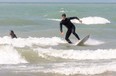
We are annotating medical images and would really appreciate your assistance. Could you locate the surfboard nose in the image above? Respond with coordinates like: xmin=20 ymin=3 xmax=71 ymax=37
xmin=76 ymin=35 xmax=90 ymax=46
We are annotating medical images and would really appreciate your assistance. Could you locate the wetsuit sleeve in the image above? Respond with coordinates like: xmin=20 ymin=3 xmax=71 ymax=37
xmin=60 ymin=21 xmax=63 ymax=32
xmin=69 ymin=17 xmax=80 ymax=20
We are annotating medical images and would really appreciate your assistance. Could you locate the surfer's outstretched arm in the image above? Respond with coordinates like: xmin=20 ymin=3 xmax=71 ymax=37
xmin=69 ymin=17 xmax=79 ymax=20
xmin=69 ymin=17 xmax=82 ymax=23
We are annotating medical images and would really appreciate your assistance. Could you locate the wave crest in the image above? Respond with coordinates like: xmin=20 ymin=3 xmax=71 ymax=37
xmin=48 ymin=16 xmax=110 ymax=25
xmin=0 ymin=36 xmax=65 ymax=48
xmin=0 ymin=46 xmax=27 ymax=64
xmin=34 ymin=48 xmax=116 ymax=60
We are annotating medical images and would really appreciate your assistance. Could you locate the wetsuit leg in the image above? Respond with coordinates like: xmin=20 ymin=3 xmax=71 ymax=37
xmin=65 ymin=29 xmax=72 ymax=44
xmin=72 ymin=27 xmax=80 ymax=40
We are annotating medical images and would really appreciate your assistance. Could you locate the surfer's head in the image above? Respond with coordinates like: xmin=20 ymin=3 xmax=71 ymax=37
xmin=62 ymin=13 xmax=66 ymax=20
xmin=10 ymin=30 xmax=14 ymax=34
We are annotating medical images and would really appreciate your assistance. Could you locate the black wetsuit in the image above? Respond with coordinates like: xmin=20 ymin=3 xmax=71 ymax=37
xmin=10 ymin=32 xmax=17 ymax=39
xmin=60 ymin=17 xmax=80 ymax=44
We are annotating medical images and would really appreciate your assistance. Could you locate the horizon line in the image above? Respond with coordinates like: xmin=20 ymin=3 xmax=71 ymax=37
xmin=0 ymin=2 xmax=116 ymax=4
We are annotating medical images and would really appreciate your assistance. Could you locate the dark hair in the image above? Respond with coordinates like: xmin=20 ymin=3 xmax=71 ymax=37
xmin=62 ymin=13 xmax=66 ymax=17
xmin=10 ymin=30 xmax=14 ymax=33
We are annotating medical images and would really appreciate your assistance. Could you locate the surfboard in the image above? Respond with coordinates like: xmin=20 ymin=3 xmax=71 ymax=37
xmin=75 ymin=35 xmax=90 ymax=46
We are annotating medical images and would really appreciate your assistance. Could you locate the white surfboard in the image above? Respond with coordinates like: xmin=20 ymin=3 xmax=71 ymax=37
xmin=75 ymin=35 xmax=90 ymax=46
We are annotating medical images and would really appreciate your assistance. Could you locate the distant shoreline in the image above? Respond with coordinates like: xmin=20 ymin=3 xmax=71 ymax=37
xmin=0 ymin=2 xmax=116 ymax=4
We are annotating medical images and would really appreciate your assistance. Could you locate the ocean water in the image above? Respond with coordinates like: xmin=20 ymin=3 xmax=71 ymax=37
xmin=0 ymin=3 xmax=116 ymax=76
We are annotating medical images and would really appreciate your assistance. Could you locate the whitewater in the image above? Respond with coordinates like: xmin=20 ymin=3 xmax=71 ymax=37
xmin=48 ymin=16 xmax=110 ymax=25
xmin=0 ymin=41 xmax=116 ymax=75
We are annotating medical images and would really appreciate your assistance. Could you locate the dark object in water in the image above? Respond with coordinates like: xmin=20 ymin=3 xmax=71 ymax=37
xmin=10 ymin=30 xmax=17 ymax=39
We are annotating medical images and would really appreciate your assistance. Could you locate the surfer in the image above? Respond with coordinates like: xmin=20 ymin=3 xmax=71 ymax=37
xmin=60 ymin=13 xmax=82 ymax=44
xmin=10 ymin=30 xmax=17 ymax=39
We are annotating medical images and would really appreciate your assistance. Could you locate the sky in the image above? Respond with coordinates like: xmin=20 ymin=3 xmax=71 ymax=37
xmin=0 ymin=0 xmax=116 ymax=3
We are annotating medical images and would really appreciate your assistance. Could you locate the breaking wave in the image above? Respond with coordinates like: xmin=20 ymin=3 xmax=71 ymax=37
xmin=48 ymin=16 xmax=110 ymax=25
xmin=0 ymin=36 xmax=103 ymax=48
xmin=0 ymin=36 xmax=65 ymax=48
xmin=0 ymin=46 xmax=27 ymax=64
xmin=34 ymin=48 xmax=116 ymax=60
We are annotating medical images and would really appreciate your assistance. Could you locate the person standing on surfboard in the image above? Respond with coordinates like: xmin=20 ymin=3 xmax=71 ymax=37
xmin=60 ymin=13 xmax=82 ymax=44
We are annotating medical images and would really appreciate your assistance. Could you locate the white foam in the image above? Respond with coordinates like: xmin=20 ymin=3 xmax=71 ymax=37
xmin=48 ymin=16 xmax=110 ymax=25
xmin=0 ymin=46 xmax=27 ymax=64
xmin=40 ymin=62 xmax=116 ymax=75
xmin=34 ymin=48 xmax=116 ymax=60
xmin=0 ymin=36 xmax=104 ymax=48
xmin=2 ymin=61 xmax=116 ymax=75
xmin=0 ymin=36 xmax=65 ymax=48
xmin=78 ymin=16 xmax=111 ymax=25
xmin=13 ymin=62 xmax=116 ymax=75
xmin=85 ymin=38 xmax=104 ymax=45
